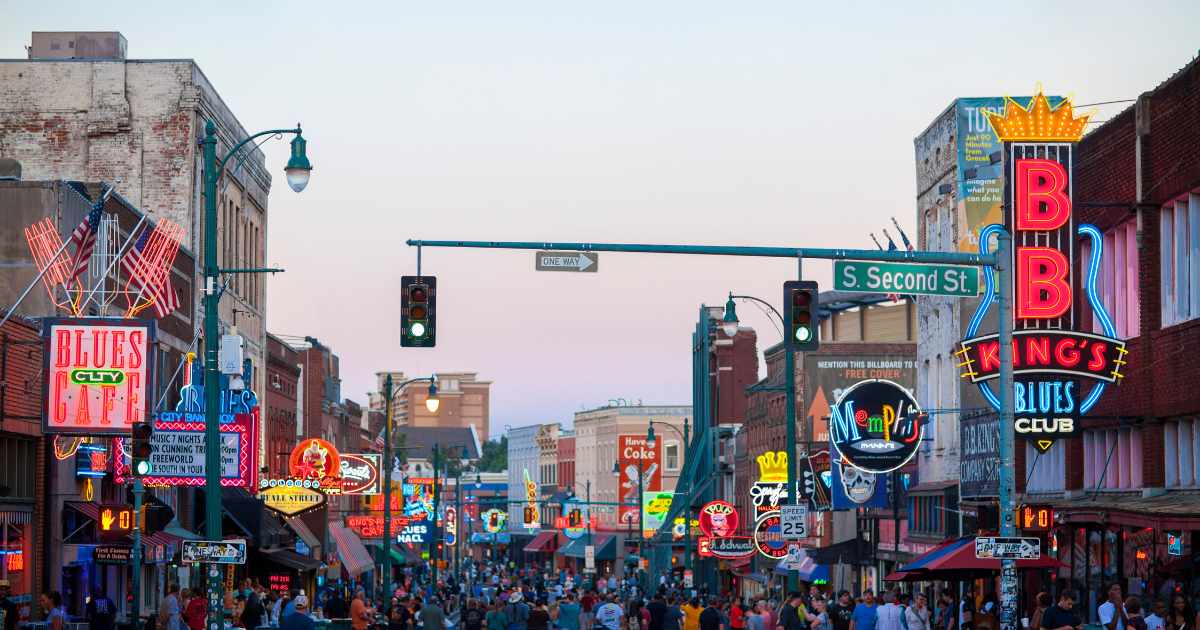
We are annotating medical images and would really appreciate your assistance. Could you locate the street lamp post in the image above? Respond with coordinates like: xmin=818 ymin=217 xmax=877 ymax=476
xmin=381 ymin=375 xmax=440 ymax=598
xmin=647 ymin=418 xmax=688 ymax=583
xmin=722 ymin=292 xmax=800 ymax=592
xmin=201 ymin=121 xmax=310 ymax=630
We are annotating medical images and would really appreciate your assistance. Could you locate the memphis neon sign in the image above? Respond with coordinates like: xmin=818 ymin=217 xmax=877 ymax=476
xmin=957 ymin=90 xmax=1127 ymax=454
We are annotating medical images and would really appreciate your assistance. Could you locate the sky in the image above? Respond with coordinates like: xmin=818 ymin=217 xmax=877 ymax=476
xmin=3 ymin=2 xmax=1198 ymax=434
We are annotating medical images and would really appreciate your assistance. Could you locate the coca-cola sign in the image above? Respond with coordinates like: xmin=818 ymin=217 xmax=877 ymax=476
xmin=339 ymin=453 xmax=381 ymax=495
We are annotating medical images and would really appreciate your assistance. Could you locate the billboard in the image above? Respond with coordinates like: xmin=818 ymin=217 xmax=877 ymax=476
xmin=804 ymin=355 xmax=917 ymax=446
xmin=959 ymin=412 xmax=1000 ymax=498
xmin=43 ymin=318 xmax=155 ymax=434
xmin=617 ymin=435 xmax=662 ymax=526
xmin=113 ymin=410 xmax=258 ymax=487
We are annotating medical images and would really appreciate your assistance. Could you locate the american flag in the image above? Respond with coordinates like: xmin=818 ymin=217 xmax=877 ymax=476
xmin=121 ymin=228 xmax=180 ymax=318
xmin=66 ymin=199 xmax=104 ymax=284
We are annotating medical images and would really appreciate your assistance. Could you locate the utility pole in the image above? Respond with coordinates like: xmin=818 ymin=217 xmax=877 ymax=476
xmin=996 ymin=230 xmax=1017 ymax=630
xmin=430 ymin=443 xmax=441 ymax=586
xmin=382 ymin=374 xmax=394 ymax=596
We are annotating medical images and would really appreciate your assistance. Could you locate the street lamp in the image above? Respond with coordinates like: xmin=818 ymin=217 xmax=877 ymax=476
xmin=380 ymin=374 xmax=439 ymax=598
xmin=200 ymin=121 xmax=311 ymax=630
xmin=646 ymin=425 xmax=657 ymax=450
xmin=721 ymin=294 xmax=740 ymax=338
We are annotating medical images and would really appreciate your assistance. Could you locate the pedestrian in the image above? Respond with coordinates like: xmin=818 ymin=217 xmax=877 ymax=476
xmin=466 ymin=600 xmax=488 ymax=630
xmin=647 ymin=594 xmax=669 ymax=630
xmin=959 ymin=591 xmax=973 ymax=630
xmin=41 ymin=592 xmax=66 ymax=630
xmin=87 ymin=588 xmax=118 ymax=630
xmin=1030 ymin=593 xmax=1051 ymax=630
xmin=529 ymin=599 xmax=551 ymax=630
xmin=488 ymin=600 xmax=511 ymax=630
xmin=594 ymin=596 xmax=624 ymax=630
xmin=1165 ymin=595 xmax=1193 ymax=630
xmin=509 ymin=591 xmax=532 ymax=630
xmin=876 ymin=593 xmax=903 ymax=630
xmin=664 ymin=598 xmax=684 ymax=630
xmin=701 ymin=600 xmax=723 ymax=630
xmin=905 ymin=595 xmax=930 ymax=630
xmin=830 ymin=592 xmax=854 ymax=630
xmin=1039 ymin=591 xmax=1081 ymax=630
xmin=731 ymin=601 xmax=747 ymax=630
xmin=849 ymin=592 xmax=877 ymax=630
xmin=418 ymin=597 xmax=447 ymax=630
xmin=809 ymin=599 xmax=831 ymax=630
xmin=780 ymin=593 xmax=808 ymax=630
xmin=184 ymin=588 xmax=208 ymax=630
xmin=351 ymin=590 xmax=374 ymax=630
xmin=1144 ymin=601 xmax=1166 ymax=630
xmin=684 ymin=599 xmax=704 ymax=630
xmin=280 ymin=596 xmax=315 ymax=630
xmin=243 ymin=590 xmax=267 ymax=629
xmin=1127 ymin=598 xmax=1148 ymax=630
xmin=559 ymin=593 xmax=583 ymax=630
xmin=159 ymin=584 xmax=184 ymax=630
xmin=1100 ymin=584 xmax=1129 ymax=630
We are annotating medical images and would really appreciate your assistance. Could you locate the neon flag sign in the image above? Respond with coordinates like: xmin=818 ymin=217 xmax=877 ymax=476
xmin=957 ymin=89 xmax=1128 ymax=454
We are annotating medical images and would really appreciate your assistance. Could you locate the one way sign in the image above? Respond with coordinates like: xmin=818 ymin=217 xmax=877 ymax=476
xmin=974 ymin=536 xmax=1040 ymax=560
xmin=535 ymin=251 xmax=598 ymax=273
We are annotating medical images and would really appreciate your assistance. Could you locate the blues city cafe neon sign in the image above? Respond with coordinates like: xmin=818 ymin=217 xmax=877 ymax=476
xmin=956 ymin=90 xmax=1128 ymax=454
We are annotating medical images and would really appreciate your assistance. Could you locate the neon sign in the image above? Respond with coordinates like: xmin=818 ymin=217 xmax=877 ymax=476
xmin=43 ymin=318 xmax=154 ymax=434
xmin=698 ymin=500 xmax=738 ymax=538
xmin=751 ymin=452 xmax=792 ymax=517
xmin=522 ymin=469 xmax=539 ymax=529
xmin=959 ymin=89 xmax=1126 ymax=454
xmin=829 ymin=380 xmax=924 ymax=473
xmin=289 ymin=438 xmax=341 ymax=491
xmin=113 ymin=411 xmax=257 ymax=487
xmin=1019 ymin=504 xmax=1054 ymax=531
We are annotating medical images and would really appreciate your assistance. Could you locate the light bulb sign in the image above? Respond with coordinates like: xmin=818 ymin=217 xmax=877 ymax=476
xmin=42 ymin=318 xmax=154 ymax=435
xmin=829 ymin=379 xmax=924 ymax=474
xmin=522 ymin=469 xmax=539 ymax=530
xmin=957 ymin=91 xmax=1128 ymax=454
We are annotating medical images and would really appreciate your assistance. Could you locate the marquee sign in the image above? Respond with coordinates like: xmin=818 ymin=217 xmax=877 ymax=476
xmin=958 ymin=90 xmax=1127 ymax=454
xmin=698 ymin=500 xmax=738 ymax=538
xmin=339 ymin=453 xmax=381 ymax=495
xmin=258 ymin=480 xmax=327 ymax=517
xmin=829 ymin=379 xmax=924 ymax=473
xmin=113 ymin=410 xmax=258 ymax=487
xmin=42 ymin=318 xmax=155 ymax=434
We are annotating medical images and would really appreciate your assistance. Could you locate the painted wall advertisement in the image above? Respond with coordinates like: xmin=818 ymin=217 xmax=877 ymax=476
xmin=959 ymin=412 xmax=1000 ymax=498
xmin=617 ymin=435 xmax=662 ymax=526
xmin=804 ymin=355 xmax=917 ymax=446
xmin=42 ymin=318 xmax=155 ymax=434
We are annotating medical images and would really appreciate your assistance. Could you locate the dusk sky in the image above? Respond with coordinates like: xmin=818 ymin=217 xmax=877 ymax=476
xmin=5 ymin=2 xmax=1198 ymax=434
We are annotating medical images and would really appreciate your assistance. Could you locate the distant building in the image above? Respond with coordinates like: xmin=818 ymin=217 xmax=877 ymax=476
xmin=505 ymin=425 xmax=543 ymax=534
xmin=265 ymin=333 xmax=302 ymax=478
xmin=557 ymin=433 xmax=576 ymax=494
xmin=373 ymin=371 xmax=492 ymax=440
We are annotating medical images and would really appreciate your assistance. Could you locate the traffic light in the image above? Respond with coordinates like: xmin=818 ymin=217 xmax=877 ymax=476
xmin=401 ymin=276 xmax=437 ymax=347
xmin=131 ymin=422 xmax=154 ymax=476
xmin=784 ymin=280 xmax=820 ymax=351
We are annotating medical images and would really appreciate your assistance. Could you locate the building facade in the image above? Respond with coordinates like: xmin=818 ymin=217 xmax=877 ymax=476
xmin=264 ymin=333 xmax=302 ymax=478
xmin=374 ymin=371 xmax=492 ymax=440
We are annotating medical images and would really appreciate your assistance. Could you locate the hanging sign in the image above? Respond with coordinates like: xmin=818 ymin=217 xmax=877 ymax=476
xmin=42 ymin=318 xmax=155 ymax=435
xmin=97 ymin=504 xmax=135 ymax=543
xmin=75 ymin=442 xmax=108 ymax=478
xmin=698 ymin=500 xmax=738 ymax=538
xmin=706 ymin=536 xmax=755 ymax=559
xmin=522 ymin=469 xmax=539 ymax=529
xmin=182 ymin=539 xmax=248 ymax=564
xmin=289 ymin=438 xmax=342 ymax=491
xmin=753 ymin=513 xmax=788 ymax=559
xmin=616 ymin=435 xmax=662 ymax=526
xmin=829 ymin=379 xmax=924 ymax=473
xmin=483 ymin=509 xmax=508 ymax=534
xmin=339 ymin=453 xmax=381 ymax=495
xmin=958 ymin=90 xmax=1126 ymax=455
xmin=444 ymin=506 xmax=457 ymax=546
xmin=113 ymin=410 xmax=258 ymax=487
xmin=641 ymin=491 xmax=673 ymax=538
xmin=258 ymin=480 xmax=328 ymax=517
xmin=1166 ymin=532 xmax=1182 ymax=556
xmin=560 ymin=499 xmax=590 ymax=540
xmin=751 ymin=451 xmax=792 ymax=517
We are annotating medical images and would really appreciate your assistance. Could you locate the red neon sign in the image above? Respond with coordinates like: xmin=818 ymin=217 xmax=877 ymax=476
xmin=958 ymin=330 xmax=1126 ymax=384
xmin=1012 ymin=158 xmax=1073 ymax=321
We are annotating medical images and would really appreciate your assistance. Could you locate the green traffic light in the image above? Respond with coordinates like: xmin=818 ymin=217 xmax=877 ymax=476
xmin=410 ymin=322 xmax=427 ymax=338
xmin=135 ymin=460 xmax=152 ymax=476
xmin=795 ymin=327 xmax=812 ymax=342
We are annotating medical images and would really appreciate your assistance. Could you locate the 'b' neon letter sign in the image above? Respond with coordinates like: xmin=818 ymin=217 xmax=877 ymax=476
xmin=1014 ymin=159 xmax=1072 ymax=320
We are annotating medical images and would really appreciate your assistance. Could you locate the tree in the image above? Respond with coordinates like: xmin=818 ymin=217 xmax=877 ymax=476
xmin=476 ymin=436 xmax=507 ymax=473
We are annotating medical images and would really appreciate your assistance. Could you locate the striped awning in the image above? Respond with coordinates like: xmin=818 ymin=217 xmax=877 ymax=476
xmin=329 ymin=523 xmax=374 ymax=578
xmin=0 ymin=509 xmax=32 ymax=525
xmin=285 ymin=517 xmax=321 ymax=553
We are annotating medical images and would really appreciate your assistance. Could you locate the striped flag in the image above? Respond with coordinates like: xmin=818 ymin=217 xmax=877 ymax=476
xmin=66 ymin=200 xmax=104 ymax=284
xmin=891 ymin=217 xmax=915 ymax=252
xmin=121 ymin=228 xmax=180 ymax=318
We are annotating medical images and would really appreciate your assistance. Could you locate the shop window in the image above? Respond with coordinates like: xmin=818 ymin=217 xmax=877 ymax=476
xmin=906 ymin=495 xmax=943 ymax=535
xmin=1025 ymin=440 xmax=1065 ymax=493
xmin=1083 ymin=428 xmax=1143 ymax=490
xmin=1080 ymin=218 xmax=1139 ymax=338
xmin=1160 ymin=192 xmax=1200 ymax=327
xmin=664 ymin=443 xmax=680 ymax=471
xmin=0 ymin=437 xmax=37 ymax=500
xmin=1164 ymin=419 xmax=1200 ymax=488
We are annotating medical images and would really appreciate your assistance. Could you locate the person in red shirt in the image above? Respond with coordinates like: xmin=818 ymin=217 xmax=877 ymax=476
xmin=581 ymin=592 xmax=598 ymax=630
xmin=732 ymin=602 xmax=747 ymax=630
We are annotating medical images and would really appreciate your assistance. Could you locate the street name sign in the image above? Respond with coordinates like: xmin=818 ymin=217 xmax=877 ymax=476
xmin=535 ymin=251 xmax=598 ymax=273
xmin=975 ymin=536 xmax=1040 ymax=560
xmin=779 ymin=505 xmax=809 ymax=540
xmin=182 ymin=539 xmax=247 ymax=564
xmin=834 ymin=260 xmax=979 ymax=297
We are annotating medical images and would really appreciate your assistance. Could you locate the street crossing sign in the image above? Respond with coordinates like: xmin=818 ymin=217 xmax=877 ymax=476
xmin=535 ymin=251 xmax=598 ymax=273
xmin=182 ymin=539 xmax=248 ymax=564
xmin=974 ymin=536 xmax=1040 ymax=560
xmin=779 ymin=505 xmax=809 ymax=540
xmin=833 ymin=260 xmax=979 ymax=297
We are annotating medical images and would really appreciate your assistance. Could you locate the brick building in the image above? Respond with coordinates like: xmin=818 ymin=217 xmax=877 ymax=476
xmin=373 ymin=371 xmax=492 ymax=440
xmin=557 ymin=433 xmax=576 ymax=494
xmin=0 ymin=32 xmax=273 ymax=397
xmin=0 ymin=316 xmax=45 ymax=605
xmin=264 ymin=333 xmax=302 ymax=478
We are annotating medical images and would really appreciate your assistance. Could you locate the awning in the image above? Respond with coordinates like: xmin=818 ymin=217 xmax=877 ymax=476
xmin=773 ymin=560 xmax=829 ymax=583
xmin=370 ymin=543 xmax=424 ymax=565
xmin=65 ymin=501 xmax=100 ymax=521
xmin=523 ymin=530 xmax=559 ymax=553
xmin=809 ymin=538 xmax=871 ymax=566
xmin=260 ymin=547 xmax=322 ymax=572
xmin=884 ymin=571 xmax=913 ymax=582
xmin=0 ymin=507 xmax=32 ymax=524
xmin=163 ymin=519 xmax=202 ymax=541
xmin=285 ymin=517 xmax=321 ymax=552
xmin=743 ymin=572 xmax=769 ymax=584
xmin=898 ymin=537 xmax=1065 ymax=578
xmin=558 ymin=533 xmax=616 ymax=559
xmin=329 ymin=523 xmax=374 ymax=578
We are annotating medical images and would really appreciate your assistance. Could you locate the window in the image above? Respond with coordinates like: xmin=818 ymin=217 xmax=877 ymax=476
xmin=1025 ymin=440 xmax=1066 ymax=493
xmin=1082 ymin=428 xmax=1142 ymax=490
xmin=1164 ymin=419 xmax=1200 ymax=488
xmin=906 ymin=495 xmax=943 ymax=535
xmin=1080 ymin=218 xmax=1140 ymax=338
xmin=1161 ymin=192 xmax=1200 ymax=327
xmin=665 ymin=443 xmax=680 ymax=470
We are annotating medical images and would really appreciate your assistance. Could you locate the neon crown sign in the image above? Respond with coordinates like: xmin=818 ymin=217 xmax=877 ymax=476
xmin=956 ymin=87 xmax=1127 ymax=454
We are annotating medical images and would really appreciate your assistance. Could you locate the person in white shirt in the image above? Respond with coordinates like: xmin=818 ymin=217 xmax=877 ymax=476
xmin=877 ymin=592 xmax=904 ymax=630
xmin=1143 ymin=600 xmax=1166 ymax=630
xmin=1098 ymin=584 xmax=1127 ymax=630
xmin=906 ymin=594 xmax=931 ymax=630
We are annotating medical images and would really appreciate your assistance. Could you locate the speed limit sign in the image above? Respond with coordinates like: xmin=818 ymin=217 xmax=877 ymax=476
xmin=780 ymin=505 xmax=809 ymax=540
